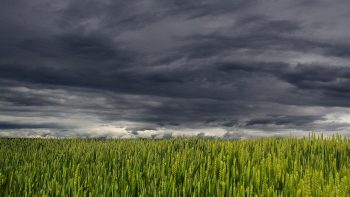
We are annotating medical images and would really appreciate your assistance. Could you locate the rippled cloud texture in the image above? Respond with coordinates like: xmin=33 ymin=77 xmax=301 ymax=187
xmin=2 ymin=0 xmax=350 ymax=138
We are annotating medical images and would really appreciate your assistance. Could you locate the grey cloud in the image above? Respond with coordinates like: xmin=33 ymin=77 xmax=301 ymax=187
xmin=1 ymin=0 xmax=350 ymax=137
xmin=245 ymin=115 xmax=325 ymax=129
xmin=0 ymin=122 xmax=64 ymax=130
xmin=222 ymin=132 xmax=242 ymax=140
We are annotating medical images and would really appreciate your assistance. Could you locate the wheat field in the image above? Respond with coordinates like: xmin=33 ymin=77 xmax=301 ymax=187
xmin=1 ymin=134 xmax=350 ymax=196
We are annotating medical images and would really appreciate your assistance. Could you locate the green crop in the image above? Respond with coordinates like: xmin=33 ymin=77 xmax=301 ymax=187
xmin=1 ymin=134 xmax=350 ymax=196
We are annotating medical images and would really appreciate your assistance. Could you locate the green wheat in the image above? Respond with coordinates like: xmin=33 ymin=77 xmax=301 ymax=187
xmin=0 ymin=134 xmax=350 ymax=196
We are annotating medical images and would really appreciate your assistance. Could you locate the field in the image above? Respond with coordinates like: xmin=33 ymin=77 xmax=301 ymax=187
xmin=1 ymin=134 xmax=350 ymax=196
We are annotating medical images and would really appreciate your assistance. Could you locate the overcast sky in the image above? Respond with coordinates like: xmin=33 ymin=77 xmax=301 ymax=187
xmin=1 ymin=0 xmax=350 ymax=138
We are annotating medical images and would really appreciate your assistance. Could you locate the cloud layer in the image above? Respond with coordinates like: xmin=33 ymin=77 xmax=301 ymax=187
xmin=1 ymin=0 xmax=350 ymax=138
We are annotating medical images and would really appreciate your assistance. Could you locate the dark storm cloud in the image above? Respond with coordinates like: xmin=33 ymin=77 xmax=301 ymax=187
xmin=1 ymin=0 xmax=350 ymax=137
xmin=217 ymin=62 xmax=350 ymax=105
xmin=0 ymin=121 xmax=63 ymax=130
xmin=245 ymin=115 xmax=325 ymax=130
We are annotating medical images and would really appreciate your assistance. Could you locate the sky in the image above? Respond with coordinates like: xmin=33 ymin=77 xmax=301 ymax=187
xmin=1 ymin=0 xmax=350 ymax=138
